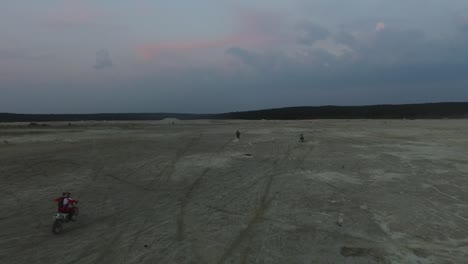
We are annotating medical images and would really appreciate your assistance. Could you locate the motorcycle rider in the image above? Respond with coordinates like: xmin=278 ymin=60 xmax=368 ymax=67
xmin=299 ymin=133 xmax=304 ymax=142
xmin=236 ymin=130 xmax=241 ymax=139
xmin=54 ymin=192 xmax=77 ymax=221
xmin=54 ymin=192 xmax=67 ymax=211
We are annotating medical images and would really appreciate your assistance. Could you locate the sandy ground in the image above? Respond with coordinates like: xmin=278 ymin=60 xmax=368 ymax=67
xmin=1 ymin=120 xmax=468 ymax=264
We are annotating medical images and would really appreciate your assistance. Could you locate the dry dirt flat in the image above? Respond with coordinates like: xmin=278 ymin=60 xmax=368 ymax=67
xmin=1 ymin=120 xmax=468 ymax=264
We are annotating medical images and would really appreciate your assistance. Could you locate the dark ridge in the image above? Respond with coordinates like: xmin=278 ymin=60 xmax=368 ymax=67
xmin=1 ymin=102 xmax=467 ymax=122
xmin=218 ymin=102 xmax=468 ymax=120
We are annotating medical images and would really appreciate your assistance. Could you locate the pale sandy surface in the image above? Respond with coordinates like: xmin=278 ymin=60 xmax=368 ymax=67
xmin=1 ymin=120 xmax=468 ymax=264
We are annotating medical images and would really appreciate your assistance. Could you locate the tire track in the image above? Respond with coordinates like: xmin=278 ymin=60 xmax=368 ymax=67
xmin=216 ymin=143 xmax=297 ymax=263
xmin=101 ymin=134 xmax=202 ymax=192
xmin=103 ymin=158 xmax=163 ymax=193
xmin=176 ymin=139 xmax=233 ymax=241
xmin=163 ymin=134 xmax=202 ymax=182
xmin=216 ymin=141 xmax=315 ymax=263
xmin=107 ymin=134 xmax=204 ymax=263
xmin=67 ymin=142 xmax=161 ymax=264
xmin=83 ymin=135 xmax=203 ymax=264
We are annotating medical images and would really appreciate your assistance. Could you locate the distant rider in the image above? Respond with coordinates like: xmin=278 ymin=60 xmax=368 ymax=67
xmin=54 ymin=192 xmax=77 ymax=220
xmin=236 ymin=130 xmax=240 ymax=139
xmin=299 ymin=133 xmax=304 ymax=142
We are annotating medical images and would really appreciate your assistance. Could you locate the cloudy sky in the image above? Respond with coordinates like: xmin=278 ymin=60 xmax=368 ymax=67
xmin=1 ymin=0 xmax=468 ymax=113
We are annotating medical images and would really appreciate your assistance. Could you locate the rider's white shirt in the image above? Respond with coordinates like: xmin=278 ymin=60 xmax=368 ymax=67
xmin=63 ymin=197 xmax=72 ymax=207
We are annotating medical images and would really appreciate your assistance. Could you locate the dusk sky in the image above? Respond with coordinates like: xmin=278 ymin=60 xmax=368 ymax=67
xmin=1 ymin=0 xmax=468 ymax=113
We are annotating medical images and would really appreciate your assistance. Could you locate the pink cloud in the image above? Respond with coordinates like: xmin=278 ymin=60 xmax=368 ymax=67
xmin=136 ymin=9 xmax=285 ymax=62
xmin=376 ymin=22 xmax=386 ymax=32
xmin=136 ymin=33 xmax=267 ymax=62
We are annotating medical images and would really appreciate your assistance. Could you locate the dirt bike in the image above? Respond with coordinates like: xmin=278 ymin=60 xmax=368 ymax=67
xmin=52 ymin=205 xmax=79 ymax=234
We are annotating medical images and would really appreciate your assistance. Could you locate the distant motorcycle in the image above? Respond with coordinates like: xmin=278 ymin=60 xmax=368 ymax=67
xmin=52 ymin=204 xmax=79 ymax=234
xmin=299 ymin=133 xmax=305 ymax=143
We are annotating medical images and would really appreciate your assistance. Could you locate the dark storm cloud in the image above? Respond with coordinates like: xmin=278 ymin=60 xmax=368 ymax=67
xmin=296 ymin=22 xmax=330 ymax=45
xmin=226 ymin=24 xmax=468 ymax=90
xmin=358 ymin=29 xmax=429 ymax=65
xmin=333 ymin=31 xmax=357 ymax=48
xmin=225 ymin=47 xmax=284 ymax=71
xmin=226 ymin=47 xmax=258 ymax=66
xmin=94 ymin=49 xmax=112 ymax=69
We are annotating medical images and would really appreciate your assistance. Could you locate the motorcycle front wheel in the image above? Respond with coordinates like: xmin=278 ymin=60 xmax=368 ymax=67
xmin=52 ymin=219 xmax=63 ymax=234
xmin=71 ymin=207 xmax=79 ymax=222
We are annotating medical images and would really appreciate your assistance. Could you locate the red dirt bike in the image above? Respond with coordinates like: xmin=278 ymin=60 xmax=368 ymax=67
xmin=52 ymin=204 xmax=79 ymax=234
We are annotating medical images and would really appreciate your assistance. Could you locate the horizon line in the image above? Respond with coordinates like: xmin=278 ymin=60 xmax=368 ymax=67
xmin=1 ymin=101 xmax=467 ymax=116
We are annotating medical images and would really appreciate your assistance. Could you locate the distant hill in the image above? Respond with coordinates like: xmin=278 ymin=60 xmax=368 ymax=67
xmin=219 ymin=102 xmax=468 ymax=120
xmin=1 ymin=102 xmax=467 ymax=122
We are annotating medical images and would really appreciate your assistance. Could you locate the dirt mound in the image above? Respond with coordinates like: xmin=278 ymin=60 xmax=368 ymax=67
xmin=161 ymin=118 xmax=180 ymax=124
